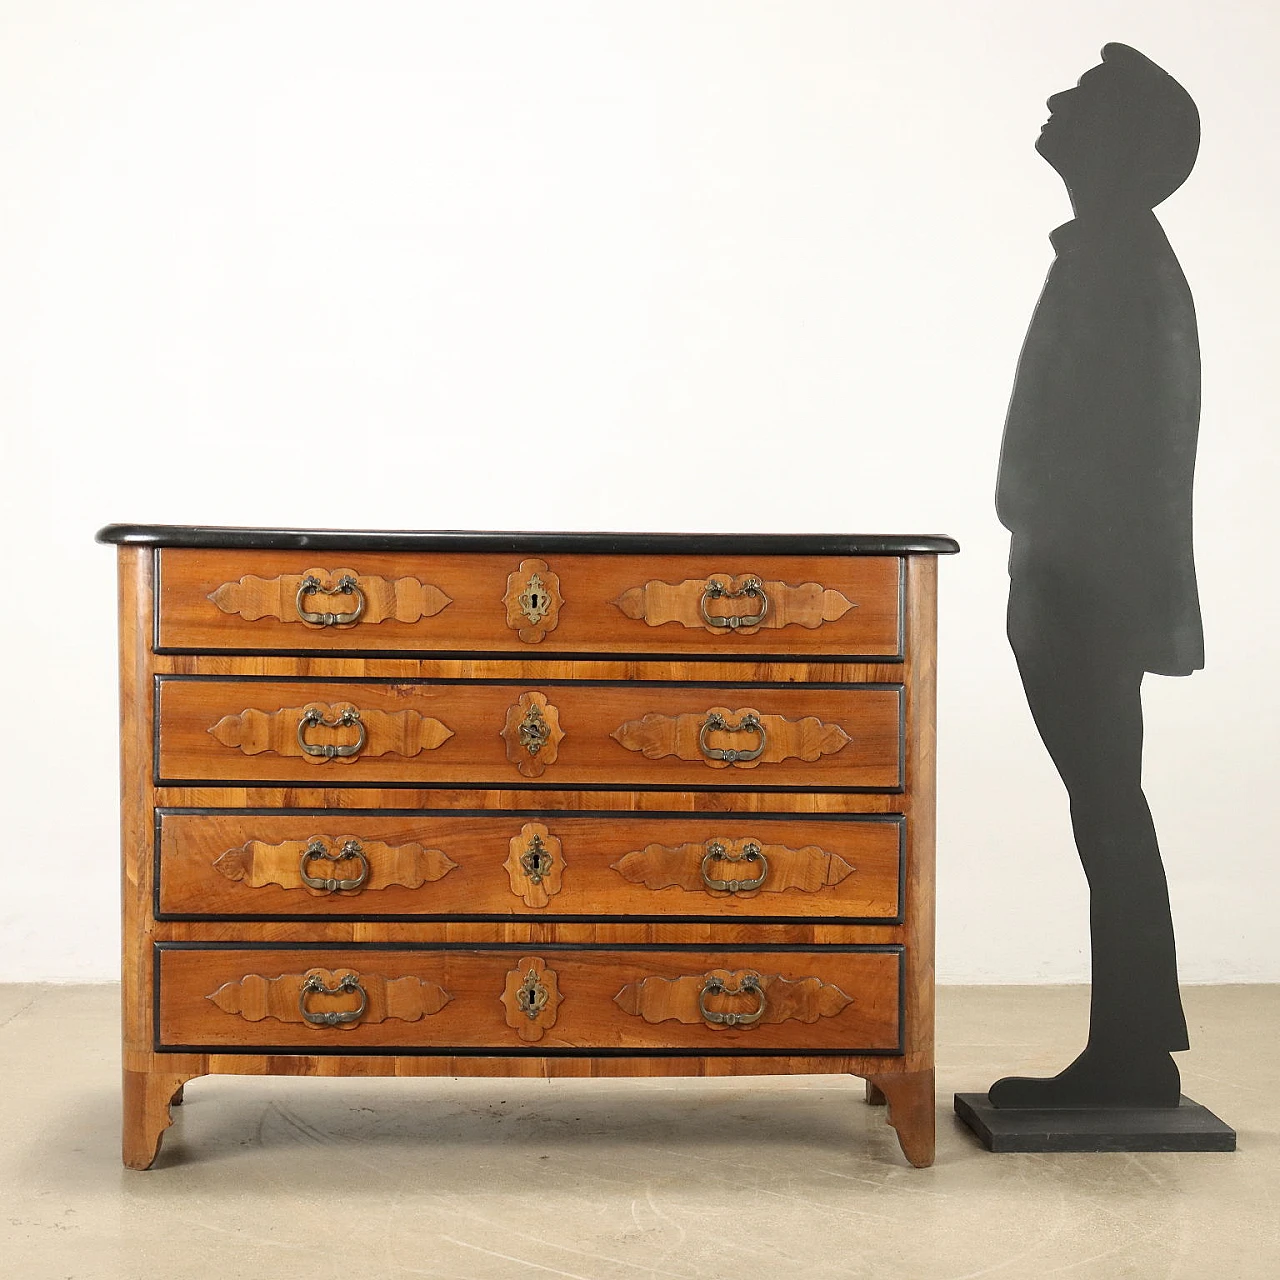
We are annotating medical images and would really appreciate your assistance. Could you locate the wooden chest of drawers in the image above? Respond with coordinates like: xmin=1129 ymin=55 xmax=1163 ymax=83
xmin=98 ymin=525 xmax=957 ymax=1169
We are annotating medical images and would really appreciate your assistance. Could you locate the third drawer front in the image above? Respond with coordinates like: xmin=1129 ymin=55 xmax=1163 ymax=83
xmin=157 ymin=811 xmax=904 ymax=921
xmin=156 ymin=679 xmax=903 ymax=789
xmin=156 ymin=945 xmax=903 ymax=1053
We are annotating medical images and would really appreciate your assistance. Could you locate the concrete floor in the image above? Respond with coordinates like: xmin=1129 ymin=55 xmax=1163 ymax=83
xmin=0 ymin=984 xmax=1275 ymax=1279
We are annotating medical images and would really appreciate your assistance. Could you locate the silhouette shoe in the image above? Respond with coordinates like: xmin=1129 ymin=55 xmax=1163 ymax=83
xmin=987 ymin=1045 xmax=1181 ymax=1109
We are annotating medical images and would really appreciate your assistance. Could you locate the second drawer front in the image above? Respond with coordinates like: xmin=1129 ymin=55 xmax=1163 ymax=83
xmin=156 ymin=946 xmax=902 ymax=1053
xmin=157 ymin=811 xmax=904 ymax=921
xmin=156 ymin=679 xmax=903 ymax=789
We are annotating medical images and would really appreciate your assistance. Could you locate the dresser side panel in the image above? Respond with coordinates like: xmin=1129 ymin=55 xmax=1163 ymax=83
xmin=901 ymin=554 xmax=938 ymax=1068
xmin=119 ymin=546 xmax=158 ymax=1055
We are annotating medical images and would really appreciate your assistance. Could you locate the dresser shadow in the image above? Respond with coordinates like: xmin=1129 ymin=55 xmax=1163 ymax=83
xmin=50 ymin=1076 xmax=913 ymax=1182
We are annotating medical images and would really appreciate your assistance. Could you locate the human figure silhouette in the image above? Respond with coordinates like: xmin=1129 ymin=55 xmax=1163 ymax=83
xmin=990 ymin=43 xmax=1202 ymax=1108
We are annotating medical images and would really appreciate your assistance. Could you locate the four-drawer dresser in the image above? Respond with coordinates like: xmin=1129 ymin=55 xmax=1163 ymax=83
xmin=98 ymin=525 xmax=957 ymax=1169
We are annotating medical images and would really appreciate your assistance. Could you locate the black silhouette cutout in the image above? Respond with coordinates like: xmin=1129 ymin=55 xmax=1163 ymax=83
xmin=989 ymin=43 xmax=1202 ymax=1109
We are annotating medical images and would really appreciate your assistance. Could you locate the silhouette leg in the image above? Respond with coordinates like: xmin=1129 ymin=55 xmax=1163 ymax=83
xmin=989 ymin=586 xmax=1185 ymax=1108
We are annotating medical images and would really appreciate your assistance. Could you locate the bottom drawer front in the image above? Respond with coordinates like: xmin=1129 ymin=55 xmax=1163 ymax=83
xmin=157 ymin=947 xmax=901 ymax=1053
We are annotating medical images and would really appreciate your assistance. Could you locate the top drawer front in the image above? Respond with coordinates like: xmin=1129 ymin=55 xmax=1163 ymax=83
xmin=156 ymin=550 xmax=902 ymax=659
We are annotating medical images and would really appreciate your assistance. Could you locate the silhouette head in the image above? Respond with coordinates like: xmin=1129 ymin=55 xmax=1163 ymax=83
xmin=1037 ymin=43 xmax=1199 ymax=214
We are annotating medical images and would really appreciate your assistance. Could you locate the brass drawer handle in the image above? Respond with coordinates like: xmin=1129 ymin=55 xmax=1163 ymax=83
xmin=295 ymin=574 xmax=365 ymax=627
xmin=700 ymin=840 xmax=768 ymax=893
xmin=699 ymin=576 xmax=768 ymax=629
xmin=299 ymin=839 xmax=371 ymax=893
xmin=296 ymin=706 xmax=367 ymax=759
xmin=298 ymin=973 xmax=368 ymax=1027
xmin=698 ymin=711 xmax=766 ymax=764
xmin=698 ymin=973 xmax=766 ymax=1027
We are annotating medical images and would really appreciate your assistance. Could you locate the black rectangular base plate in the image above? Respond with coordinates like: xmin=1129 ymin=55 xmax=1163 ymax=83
xmin=954 ymin=1092 xmax=1236 ymax=1153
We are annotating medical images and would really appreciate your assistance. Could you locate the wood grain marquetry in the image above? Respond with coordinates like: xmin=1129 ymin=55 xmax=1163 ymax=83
xmin=207 ymin=701 xmax=453 ymax=765
xmin=205 ymin=967 xmax=453 ymax=1029
xmin=503 ymin=559 xmax=564 ymax=643
xmin=611 ymin=837 xmax=856 ymax=898
xmin=212 ymin=836 xmax=457 ymax=896
xmin=207 ymin=567 xmax=452 ymax=627
xmin=614 ymin=574 xmax=858 ymax=636
xmin=500 ymin=691 xmax=564 ymax=778
xmin=611 ymin=707 xmax=852 ymax=770
xmin=158 ymin=947 xmax=900 ymax=1051
xmin=614 ymin=969 xmax=854 ymax=1028
xmin=503 ymin=822 xmax=564 ymax=907
xmin=159 ymin=681 xmax=901 ymax=788
xmin=157 ymin=550 xmax=902 ymax=657
xmin=500 ymin=956 xmax=562 ymax=1042
xmin=157 ymin=812 xmax=903 ymax=920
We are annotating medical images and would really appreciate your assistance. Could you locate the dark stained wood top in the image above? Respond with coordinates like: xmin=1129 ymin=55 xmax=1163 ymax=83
xmin=96 ymin=525 xmax=959 ymax=555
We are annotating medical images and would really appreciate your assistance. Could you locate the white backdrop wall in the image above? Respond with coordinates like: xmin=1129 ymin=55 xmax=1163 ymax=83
xmin=1 ymin=1 xmax=1275 ymax=983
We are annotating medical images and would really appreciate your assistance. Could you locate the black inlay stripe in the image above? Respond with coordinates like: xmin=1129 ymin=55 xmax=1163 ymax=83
xmin=155 ymin=806 xmax=905 ymax=822
xmin=153 ymin=646 xmax=906 ymax=663
xmin=155 ymin=778 xmax=906 ymax=794
xmin=157 ymin=673 xmax=904 ymax=690
xmin=153 ymin=1045 xmax=905 ymax=1058
xmin=156 ymin=913 xmax=903 ymax=926
xmin=156 ymin=940 xmax=904 ymax=953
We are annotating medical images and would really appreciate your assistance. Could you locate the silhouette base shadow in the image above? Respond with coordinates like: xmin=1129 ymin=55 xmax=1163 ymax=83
xmin=953 ymin=1092 xmax=1236 ymax=1153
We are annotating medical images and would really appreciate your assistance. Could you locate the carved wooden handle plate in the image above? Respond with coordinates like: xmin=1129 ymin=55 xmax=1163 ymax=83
xmin=208 ymin=567 xmax=452 ymax=625
xmin=212 ymin=837 xmax=458 ymax=895
xmin=206 ymin=968 xmax=452 ymax=1029
xmin=208 ymin=702 xmax=453 ymax=765
xmin=614 ymin=574 xmax=856 ymax=636
xmin=500 ymin=956 xmax=562 ymax=1042
xmin=610 ymin=706 xmax=850 ymax=769
xmin=503 ymin=559 xmax=564 ymax=643
xmin=503 ymin=822 xmax=564 ymax=907
xmin=611 ymin=838 xmax=856 ymax=896
xmin=614 ymin=970 xmax=853 ymax=1028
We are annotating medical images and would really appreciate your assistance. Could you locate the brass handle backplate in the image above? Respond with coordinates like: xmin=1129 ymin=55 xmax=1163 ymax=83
xmin=700 ymin=840 xmax=768 ymax=893
xmin=698 ymin=973 xmax=766 ymax=1027
xmin=296 ymin=706 xmax=367 ymax=760
xmin=699 ymin=576 xmax=768 ymax=629
xmin=299 ymin=839 xmax=371 ymax=893
xmin=296 ymin=574 xmax=366 ymax=626
xmin=698 ymin=711 xmax=767 ymax=764
xmin=298 ymin=973 xmax=368 ymax=1027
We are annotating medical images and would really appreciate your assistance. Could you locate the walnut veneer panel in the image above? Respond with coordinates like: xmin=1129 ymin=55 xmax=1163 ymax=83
xmin=155 ymin=678 xmax=903 ymax=789
xmin=157 ymin=550 xmax=902 ymax=658
xmin=156 ymin=811 xmax=903 ymax=921
xmin=156 ymin=946 xmax=901 ymax=1053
